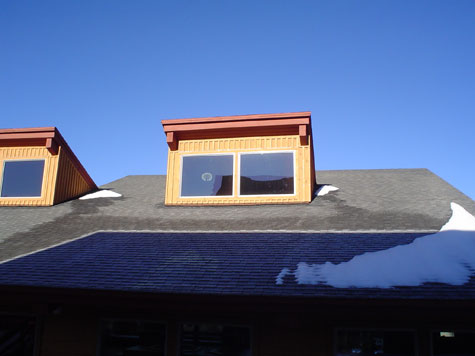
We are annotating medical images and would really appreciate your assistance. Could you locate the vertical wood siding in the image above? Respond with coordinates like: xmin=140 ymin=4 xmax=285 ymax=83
xmin=0 ymin=146 xmax=58 ymax=206
xmin=165 ymin=135 xmax=314 ymax=205
xmin=53 ymin=147 xmax=94 ymax=204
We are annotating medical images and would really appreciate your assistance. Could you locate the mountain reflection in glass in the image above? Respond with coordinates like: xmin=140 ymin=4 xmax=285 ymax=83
xmin=240 ymin=152 xmax=294 ymax=195
xmin=1 ymin=160 xmax=45 ymax=197
xmin=181 ymin=155 xmax=233 ymax=197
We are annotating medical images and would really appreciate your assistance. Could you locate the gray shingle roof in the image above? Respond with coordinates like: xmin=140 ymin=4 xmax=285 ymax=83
xmin=0 ymin=169 xmax=473 ymax=265
xmin=1 ymin=231 xmax=475 ymax=300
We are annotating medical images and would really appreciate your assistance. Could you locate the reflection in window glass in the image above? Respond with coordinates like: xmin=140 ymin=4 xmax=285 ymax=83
xmin=432 ymin=331 xmax=475 ymax=356
xmin=336 ymin=329 xmax=415 ymax=356
xmin=240 ymin=152 xmax=294 ymax=195
xmin=181 ymin=155 xmax=233 ymax=197
xmin=99 ymin=320 xmax=166 ymax=356
xmin=181 ymin=323 xmax=251 ymax=356
xmin=1 ymin=160 xmax=45 ymax=197
xmin=0 ymin=315 xmax=36 ymax=356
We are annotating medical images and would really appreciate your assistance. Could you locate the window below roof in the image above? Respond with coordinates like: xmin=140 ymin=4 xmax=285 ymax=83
xmin=432 ymin=330 xmax=475 ymax=355
xmin=336 ymin=329 xmax=416 ymax=356
xmin=180 ymin=323 xmax=251 ymax=356
xmin=99 ymin=319 xmax=166 ymax=356
xmin=0 ymin=315 xmax=36 ymax=356
xmin=1 ymin=160 xmax=45 ymax=198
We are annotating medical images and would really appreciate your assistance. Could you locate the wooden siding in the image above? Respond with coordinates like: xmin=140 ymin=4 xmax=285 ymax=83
xmin=53 ymin=147 xmax=95 ymax=205
xmin=0 ymin=146 xmax=58 ymax=206
xmin=165 ymin=135 xmax=314 ymax=205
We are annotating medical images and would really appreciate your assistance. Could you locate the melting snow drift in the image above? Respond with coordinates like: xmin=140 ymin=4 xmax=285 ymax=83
xmin=316 ymin=185 xmax=339 ymax=196
xmin=277 ymin=203 xmax=475 ymax=288
xmin=79 ymin=190 xmax=122 ymax=200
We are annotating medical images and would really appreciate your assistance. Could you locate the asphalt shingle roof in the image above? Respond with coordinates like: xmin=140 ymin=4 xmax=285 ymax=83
xmin=0 ymin=169 xmax=473 ymax=264
xmin=1 ymin=231 xmax=474 ymax=300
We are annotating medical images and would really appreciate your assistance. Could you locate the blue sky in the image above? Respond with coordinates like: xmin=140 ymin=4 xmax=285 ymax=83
xmin=1 ymin=1 xmax=474 ymax=199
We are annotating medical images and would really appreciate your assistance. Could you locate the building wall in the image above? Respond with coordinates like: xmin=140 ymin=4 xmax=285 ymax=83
xmin=35 ymin=311 xmax=333 ymax=356
xmin=0 ymin=146 xmax=58 ymax=206
xmin=165 ymin=134 xmax=314 ymax=205
xmin=2 ymin=302 xmax=475 ymax=356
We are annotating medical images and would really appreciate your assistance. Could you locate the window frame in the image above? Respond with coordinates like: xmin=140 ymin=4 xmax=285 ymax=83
xmin=237 ymin=150 xmax=296 ymax=198
xmin=0 ymin=159 xmax=46 ymax=198
xmin=179 ymin=152 xmax=236 ymax=199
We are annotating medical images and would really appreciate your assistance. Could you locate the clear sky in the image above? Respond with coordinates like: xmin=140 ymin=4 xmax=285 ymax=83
xmin=1 ymin=1 xmax=474 ymax=199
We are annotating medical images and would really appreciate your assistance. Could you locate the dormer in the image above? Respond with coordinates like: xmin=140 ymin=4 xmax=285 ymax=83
xmin=0 ymin=127 xmax=96 ymax=206
xmin=162 ymin=112 xmax=316 ymax=205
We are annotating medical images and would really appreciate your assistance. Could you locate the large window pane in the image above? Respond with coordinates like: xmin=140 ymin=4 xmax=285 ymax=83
xmin=181 ymin=155 xmax=233 ymax=197
xmin=1 ymin=160 xmax=45 ymax=197
xmin=0 ymin=315 xmax=36 ymax=356
xmin=432 ymin=331 xmax=475 ymax=356
xmin=240 ymin=152 xmax=294 ymax=195
xmin=180 ymin=323 xmax=251 ymax=356
xmin=99 ymin=320 xmax=166 ymax=356
xmin=336 ymin=329 xmax=415 ymax=356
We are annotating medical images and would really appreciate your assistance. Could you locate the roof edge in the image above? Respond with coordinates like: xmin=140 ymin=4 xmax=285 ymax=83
xmin=161 ymin=111 xmax=311 ymax=125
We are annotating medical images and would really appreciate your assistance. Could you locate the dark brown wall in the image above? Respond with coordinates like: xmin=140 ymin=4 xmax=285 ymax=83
xmin=1 ymin=289 xmax=475 ymax=356
xmin=40 ymin=314 xmax=97 ymax=356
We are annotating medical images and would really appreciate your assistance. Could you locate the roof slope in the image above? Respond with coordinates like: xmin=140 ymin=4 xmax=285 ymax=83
xmin=1 ymin=231 xmax=475 ymax=300
xmin=0 ymin=169 xmax=473 ymax=263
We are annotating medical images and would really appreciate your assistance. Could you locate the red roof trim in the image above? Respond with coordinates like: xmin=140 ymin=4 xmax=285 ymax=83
xmin=161 ymin=112 xmax=313 ymax=151
xmin=161 ymin=111 xmax=311 ymax=125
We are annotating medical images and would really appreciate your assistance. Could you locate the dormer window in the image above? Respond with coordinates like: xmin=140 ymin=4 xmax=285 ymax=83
xmin=239 ymin=151 xmax=295 ymax=196
xmin=162 ymin=112 xmax=316 ymax=205
xmin=180 ymin=154 xmax=234 ymax=197
xmin=1 ymin=160 xmax=45 ymax=197
xmin=0 ymin=127 xmax=96 ymax=206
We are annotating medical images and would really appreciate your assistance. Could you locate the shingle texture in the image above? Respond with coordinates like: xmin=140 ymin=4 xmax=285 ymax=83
xmin=0 ymin=169 xmax=473 ymax=264
xmin=1 ymin=231 xmax=475 ymax=300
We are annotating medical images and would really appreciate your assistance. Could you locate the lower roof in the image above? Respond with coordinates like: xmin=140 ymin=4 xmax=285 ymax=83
xmin=1 ymin=231 xmax=474 ymax=300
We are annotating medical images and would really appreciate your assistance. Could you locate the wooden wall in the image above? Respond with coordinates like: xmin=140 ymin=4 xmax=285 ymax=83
xmin=165 ymin=134 xmax=314 ymax=205
xmin=53 ymin=147 xmax=95 ymax=205
xmin=0 ymin=146 xmax=58 ymax=206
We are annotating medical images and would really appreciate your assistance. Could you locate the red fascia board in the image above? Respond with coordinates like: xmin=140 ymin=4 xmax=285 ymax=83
xmin=0 ymin=127 xmax=57 ymax=134
xmin=0 ymin=131 xmax=56 ymax=140
xmin=161 ymin=111 xmax=311 ymax=126
xmin=162 ymin=117 xmax=311 ymax=133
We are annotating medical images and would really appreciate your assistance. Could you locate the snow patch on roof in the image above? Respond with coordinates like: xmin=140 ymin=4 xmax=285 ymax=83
xmin=79 ymin=190 xmax=122 ymax=200
xmin=277 ymin=203 xmax=475 ymax=288
xmin=316 ymin=185 xmax=339 ymax=196
xmin=276 ymin=268 xmax=291 ymax=285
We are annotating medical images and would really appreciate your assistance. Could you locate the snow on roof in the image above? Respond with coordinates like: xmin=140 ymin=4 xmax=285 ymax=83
xmin=316 ymin=185 xmax=339 ymax=196
xmin=79 ymin=189 xmax=122 ymax=200
xmin=277 ymin=203 xmax=475 ymax=288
